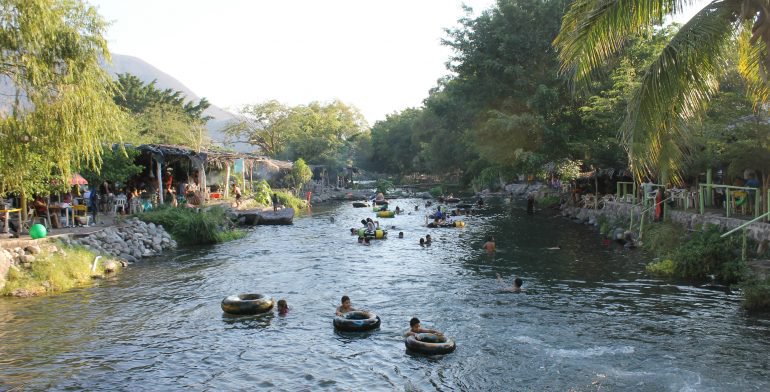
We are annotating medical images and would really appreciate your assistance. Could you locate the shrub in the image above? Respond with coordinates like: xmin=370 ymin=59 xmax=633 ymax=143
xmin=274 ymin=190 xmax=307 ymax=210
xmin=136 ymin=205 xmax=240 ymax=245
xmin=670 ymin=226 xmax=744 ymax=283
xmin=646 ymin=259 xmax=676 ymax=276
xmin=429 ymin=186 xmax=443 ymax=198
xmin=642 ymin=222 xmax=686 ymax=257
xmin=252 ymin=179 xmax=272 ymax=205
xmin=741 ymin=278 xmax=770 ymax=311
xmin=537 ymin=194 xmax=560 ymax=207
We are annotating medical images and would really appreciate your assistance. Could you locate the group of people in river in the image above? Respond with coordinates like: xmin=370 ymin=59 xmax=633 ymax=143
xmin=335 ymin=295 xmax=446 ymax=339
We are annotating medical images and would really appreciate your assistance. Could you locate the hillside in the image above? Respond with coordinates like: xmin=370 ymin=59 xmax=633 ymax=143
xmin=106 ymin=54 xmax=251 ymax=152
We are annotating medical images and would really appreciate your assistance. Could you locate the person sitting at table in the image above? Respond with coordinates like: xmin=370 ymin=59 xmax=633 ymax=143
xmin=33 ymin=195 xmax=60 ymax=228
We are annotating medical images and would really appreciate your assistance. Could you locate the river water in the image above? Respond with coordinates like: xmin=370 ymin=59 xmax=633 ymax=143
xmin=1 ymin=198 xmax=769 ymax=391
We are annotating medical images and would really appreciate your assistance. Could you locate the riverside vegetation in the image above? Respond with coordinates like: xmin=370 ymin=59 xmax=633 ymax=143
xmin=641 ymin=222 xmax=770 ymax=311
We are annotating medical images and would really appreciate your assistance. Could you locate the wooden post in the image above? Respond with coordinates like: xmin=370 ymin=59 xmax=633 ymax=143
xmin=706 ymin=168 xmax=712 ymax=206
xmin=156 ymin=160 xmax=164 ymax=205
xmin=223 ymin=162 xmax=231 ymax=199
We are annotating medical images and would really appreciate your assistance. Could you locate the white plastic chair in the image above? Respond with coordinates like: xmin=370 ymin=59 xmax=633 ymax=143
xmin=113 ymin=195 xmax=128 ymax=214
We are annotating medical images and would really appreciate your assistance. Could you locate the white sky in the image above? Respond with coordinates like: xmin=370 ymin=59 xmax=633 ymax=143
xmin=89 ymin=0 xmax=498 ymax=125
xmin=89 ymin=0 xmax=708 ymax=126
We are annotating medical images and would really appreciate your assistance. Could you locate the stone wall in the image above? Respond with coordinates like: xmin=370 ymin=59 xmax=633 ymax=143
xmin=59 ymin=218 xmax=177 ymax=263
xmin=563 ymin=202 xmax=770 ymax=242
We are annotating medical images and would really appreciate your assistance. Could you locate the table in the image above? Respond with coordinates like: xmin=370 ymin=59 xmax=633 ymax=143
xmin=0 ymin=208 xmax=22 ymax=233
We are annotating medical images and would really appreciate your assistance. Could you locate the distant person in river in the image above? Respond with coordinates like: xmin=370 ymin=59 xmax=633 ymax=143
xmin=419 ymin=237 xmax=425 ymax=246
xmin=425 ymin=234 xmax=432 ymax=245
xmin=336 ymin=295 xmax=356 ymax=316
xmin=272 ymin=193 xmax=279 ymax=212
xmin=497 ymin=273 xmax=523 ymax=293
xmin=405 ymin=317 xmax=444 ymax=338
xmin=398 ymin=231 xmax=404 ymax=238
xmin=277 ymin=299 xmax=289 ymax=316
xmin=483 ymin=236 xmax=496 ymax=253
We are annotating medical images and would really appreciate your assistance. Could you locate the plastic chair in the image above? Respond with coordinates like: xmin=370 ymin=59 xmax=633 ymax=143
xmin=113 ymin=195 xmax=127 ymax=214
xmin=73 ymin=204 xmax=91 ymax=226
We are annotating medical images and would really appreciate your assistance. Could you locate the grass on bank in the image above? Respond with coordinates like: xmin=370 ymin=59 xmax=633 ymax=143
xmin=136 ymin=205 xmax=244 ymax=245
xmin=1 ymin=246 xmax=111 ymax=296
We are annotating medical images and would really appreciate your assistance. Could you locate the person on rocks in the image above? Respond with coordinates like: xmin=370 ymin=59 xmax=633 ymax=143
xmin=232 ymin=183 xmax=242 ymax=208
xmin=272 ymin=193 xmax=279 ymax=212
xmin=336 ymin=295 xmax=356 ymax=316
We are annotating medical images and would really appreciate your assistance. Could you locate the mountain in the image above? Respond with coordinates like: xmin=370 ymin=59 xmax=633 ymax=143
xmin=106 ymin=54 xmax=251 ymax=152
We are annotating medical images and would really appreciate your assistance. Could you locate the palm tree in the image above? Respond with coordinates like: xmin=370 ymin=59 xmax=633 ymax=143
xmin=554 ymin=0 xmax=770 ymax=184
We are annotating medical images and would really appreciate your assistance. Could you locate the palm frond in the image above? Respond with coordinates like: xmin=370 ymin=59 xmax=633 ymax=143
xmin=622 ymin=1 xmax=741 ymax=183
xmin=738 ymin=20 xmax=770 ymax=106
xmin=554 ymin=0 xmax=700 ymax=91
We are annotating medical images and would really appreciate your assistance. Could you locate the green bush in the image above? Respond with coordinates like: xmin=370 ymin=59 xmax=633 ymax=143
xmin=136 ymin=205 xmax=240 ymax=245
xmin=537 ymin=194 xmax=560 ymax=207
xmin=646 ymin=258 xmax=675 ymax=276
xmin=274 ymin=190 xmax=307 ymax=210
xmin=741 ymin=278 xmax=770 ymax=311
xmin=252 ymin=179 xmax=272 ymax=205
xmin=670 ymin=226 xmax=744 ymax=283
xmin=642 ymin=222 xmax=686 ymax=257
xmin=429 ymin=186 xmax=443 ymax=198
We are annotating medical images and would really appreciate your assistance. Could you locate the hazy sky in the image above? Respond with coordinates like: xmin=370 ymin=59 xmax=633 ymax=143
xmin=90 ymin=0 xmax=497 ymax=125
xmin=90 ymin=0 xmax=707 ymax=125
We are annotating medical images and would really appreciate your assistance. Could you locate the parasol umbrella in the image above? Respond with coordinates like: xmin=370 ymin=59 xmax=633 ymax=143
xmin=70 ymin=173 xmax=88 ymax=185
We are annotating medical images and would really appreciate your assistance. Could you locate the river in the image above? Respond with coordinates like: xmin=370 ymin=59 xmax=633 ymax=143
xmin=1 ymin=198 xmax=769 ymax=391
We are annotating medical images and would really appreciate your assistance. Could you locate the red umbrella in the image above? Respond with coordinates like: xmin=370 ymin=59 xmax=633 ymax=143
xmin=70 ymin=173 xmax=88 ymax=185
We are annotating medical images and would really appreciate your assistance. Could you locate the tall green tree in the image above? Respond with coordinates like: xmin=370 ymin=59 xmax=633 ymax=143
xmin=554 ymin=0 xmax=770 ymax=183
xmin=289 ymin=158 xmax=312 ymax=194
xmin=113 ymin=73 xmax=211 ymax=148
xmin=0 ymin=0 xmax=126 ymax=217
xmin=224 ymin=100 xmax=294 ymax=157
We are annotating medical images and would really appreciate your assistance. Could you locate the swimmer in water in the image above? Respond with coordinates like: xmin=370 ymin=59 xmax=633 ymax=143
xmin=497 ymin=273 xmax=523 ymax=293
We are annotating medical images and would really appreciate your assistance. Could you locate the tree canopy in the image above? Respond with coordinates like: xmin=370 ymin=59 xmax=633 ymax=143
xmin=113 ymin=72 xmax=211 ymax=149
xmin=0 ymin=0 xmax=126 ymax=206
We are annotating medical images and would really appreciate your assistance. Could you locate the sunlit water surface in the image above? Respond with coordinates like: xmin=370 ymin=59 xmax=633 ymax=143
xmin=1 ymin=198 xmax=769 ymax=391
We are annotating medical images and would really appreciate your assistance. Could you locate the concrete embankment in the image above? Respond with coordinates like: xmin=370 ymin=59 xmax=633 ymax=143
xmin=562 ymin=201 xmax=770 ymax=243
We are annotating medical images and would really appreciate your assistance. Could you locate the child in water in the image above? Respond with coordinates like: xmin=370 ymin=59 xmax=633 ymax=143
xmin=277 ymin=299 xmax=289 ymax=316
xmin=336 ymin=295 xmax=356 ymax=316
xmin=405 ymin=317 xmax=444 ymax=338
xmin=497 ymin=273 xmax=523 ymax=292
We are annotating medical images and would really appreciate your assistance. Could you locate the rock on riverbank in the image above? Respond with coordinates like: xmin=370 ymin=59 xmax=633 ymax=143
xmin=61 ymin=218 xmax=177 ymax=263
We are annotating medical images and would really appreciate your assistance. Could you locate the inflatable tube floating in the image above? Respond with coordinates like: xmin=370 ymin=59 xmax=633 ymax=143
xmin=405 ymin=333 xmax=456 ymax=355
xmin=376 ymin=210 xmax=395 ymax=218
xmin=352 ymin=202 xmax=369 ymax=208
xmin=333 ymin=311 xmax=381 ymax=332
xmin=221 ymin=294 xmax=274 ymax=315
xmin=356 ymin=228 xmax=388 ymax=239
xmin=427 ymin=221 xmax=465 ymax=228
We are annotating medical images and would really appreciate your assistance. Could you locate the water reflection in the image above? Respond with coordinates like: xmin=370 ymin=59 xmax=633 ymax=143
xmin=221 ymin=312 xmax=274 ymax=329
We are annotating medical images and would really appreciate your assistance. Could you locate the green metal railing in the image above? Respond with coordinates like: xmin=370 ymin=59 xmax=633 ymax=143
xmin=698 ymin=184 xmax=761 ymax=218
xmin=637 ymin=195 xmax=674 ymax=241
xmin=616 ymin=181 xmax=636 ymax=203
xmin=720 ymin=211 xmax=770 ymax=262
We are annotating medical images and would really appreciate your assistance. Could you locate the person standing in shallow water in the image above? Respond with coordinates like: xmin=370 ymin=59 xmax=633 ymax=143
xmin=483 ymin=236 xmax=496 ymax=253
